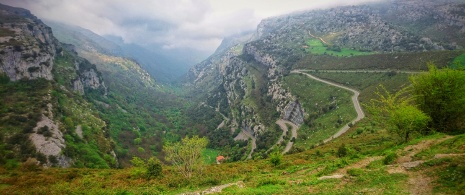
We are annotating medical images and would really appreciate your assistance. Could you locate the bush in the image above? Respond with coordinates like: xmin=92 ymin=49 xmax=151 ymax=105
xmin=146 ymin=157 xmax=162 ymax=180
xmin=337 ymin=144 xmax=348 ymax=157
xmin=347 ymin=168 xmax=364 ymax=176
xmin=269 ymin=149 xmax=283 ymax=167
xmin=20 ymin=158 xmax=41 ymax=171
xmin=383 ymin=152 xmax=397 ymax=165
xmin=410 ymin=65 xmax=465 ymax=133
xmin=130 ymin=156 xmax=163 ymax=180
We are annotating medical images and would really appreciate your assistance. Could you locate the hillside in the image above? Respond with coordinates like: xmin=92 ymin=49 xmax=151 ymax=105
xmin=1 ymin=0 xmax=465 ymax=194
xmin=46 ymin=21 xmax=208 ymax=83
xmin=187 ymin=0 xmax=465 ymax=159
xmin=0 ymin=3 xmax=199 ymax=168
xmin=0 ymin=3 xmax=115 ymax=168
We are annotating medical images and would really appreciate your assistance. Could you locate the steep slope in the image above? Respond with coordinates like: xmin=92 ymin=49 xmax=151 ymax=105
xmin=187 ymin=0 xmax=465 ymax=159
xmin=0 ymin=3 xmax=116 ymax=168
xmin=44 ymin=19 xmax=202 ymax=167
xmin=45 ymin=21 xmax=206 ymax=83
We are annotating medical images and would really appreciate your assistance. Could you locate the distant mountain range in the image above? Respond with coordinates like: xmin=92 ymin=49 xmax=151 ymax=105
xmin=45 ymin=20 xmax=209 ymax=83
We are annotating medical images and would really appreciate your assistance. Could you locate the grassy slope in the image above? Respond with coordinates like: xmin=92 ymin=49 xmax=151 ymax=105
xmin=1 ymin=119 xmax=463 ymax=194
xmin=310 ymin=72 xmax=411 ymax=104
xmin=282 ymin=74 xmax=356 ymax=149
xmin=295 ymin=50 xmax=463 ymax=71
xmin=306 ymin=39 xmax=374 ymax=57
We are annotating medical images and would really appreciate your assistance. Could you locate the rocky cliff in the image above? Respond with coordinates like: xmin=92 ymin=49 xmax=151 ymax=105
xmin=0 ymin=4 xmax=58 ymax=81
xmin=0 ymin=3 xmax=113 ymax=168
xmin=187 ymin=0 xmax=465 ymax=157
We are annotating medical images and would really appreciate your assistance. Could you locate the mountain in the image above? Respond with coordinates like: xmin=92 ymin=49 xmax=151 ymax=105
xmin=1 ymin=0 xmax=465 ymax=194
xmin=0 ymin=3 xmax=195 ymax=168
xmin=0 ymin=3 xmax=114 ymax=168
xmin=44 ymin=21 xmax=207 ymax=83
xmin=187 ymin=0 xmax=465 ymax=159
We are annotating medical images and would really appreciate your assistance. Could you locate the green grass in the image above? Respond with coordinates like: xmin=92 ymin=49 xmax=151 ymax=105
xmin=1 ymin=125 xmax=463 ymax=194
xmin=414 ymin=134 xmax=465 ymax=160
xmin=306 ymin=39 xmax=374 ymax=57
xmin=294 ymin=50 xmax=463 ymax=71
xmin=202 ymin=148 xmax=220 ymax=164
xmin=282 ymin=74 xmax=357 ymax=148
xmin=451 ymin=53 xmax=465 ymax=69
xmin=309 ymin=72 xmax=411 ymax=104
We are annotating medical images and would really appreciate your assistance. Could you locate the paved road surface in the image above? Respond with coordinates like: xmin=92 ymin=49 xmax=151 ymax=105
xmin=291 ymin=70 xmax=365 ymax=143
xmin=276 ymin=120 xmax=299 ymax=154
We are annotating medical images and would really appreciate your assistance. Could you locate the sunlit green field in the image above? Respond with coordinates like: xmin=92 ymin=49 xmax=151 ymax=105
xmin=306 ymin=39 xmax=374 ymax=57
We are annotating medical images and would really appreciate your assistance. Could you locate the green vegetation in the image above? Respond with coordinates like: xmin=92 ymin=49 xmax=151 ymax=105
xmin=410 ymin=65 xmax=465 ymax=134
xmin=282 ymin=74 xmax=356 ymax=148
xmin=306 ymin=39 xmax=374 ymax=57
xmin=0 ymin=76 xmax=49 ymax=165
xmin=365 ymin=86 xmax=430 ymax=142
xmin=294 ymin=50 xmax=463 ymax=71
xmin=202 ymin=148 xmax=219 ymax=164
xmin=130 ymin=157 xmax=162 ymax=180
xmin=164 ymin=136 xmax=208 ymax=178
xmin=4 ymin=119 xmax=463 ymax=194
xmin=310 ymin=71 xmax=410 ymax=103
xmin=269 ymin=148 xmax=283 ymax=166
xmin=451 ymin=53 xmax=465 ymax=69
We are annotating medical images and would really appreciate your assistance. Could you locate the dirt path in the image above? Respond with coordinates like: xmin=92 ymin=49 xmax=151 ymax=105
xmin=291 ymin=70 xmax=365 ymax=143
xmin=388 ymin=136 xmax=454 ymax=195
xmin=319 ymin=135 xmax=455 ymax=195
xmin=308 ymin=31 xmax=329 ymax=45
xmin=203 ymin=101 xmax=257 ymax=159
xmin=234 ymin=129 xmax=256 ymax=159
xmin=181 ymin=181 xmax=245 ymax=195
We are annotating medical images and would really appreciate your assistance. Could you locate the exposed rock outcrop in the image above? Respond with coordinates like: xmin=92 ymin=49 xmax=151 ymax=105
xmin=282 ymin=100 xmax=305 ymax=125
xmin=0 ymin=4 xmax=59 ymax=81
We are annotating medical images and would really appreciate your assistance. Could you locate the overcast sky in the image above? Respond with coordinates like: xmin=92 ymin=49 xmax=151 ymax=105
xmin=3 ymin=0 xmax=382 ymax=53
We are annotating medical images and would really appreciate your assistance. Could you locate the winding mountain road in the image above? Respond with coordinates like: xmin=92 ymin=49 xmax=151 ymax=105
xmin=276 ymin=120 xmax=299 ymax=154
xmin=291 ymin=70 xmax=365 ymax=143
xmin=234 ymin=128 xmax=256 ymax=159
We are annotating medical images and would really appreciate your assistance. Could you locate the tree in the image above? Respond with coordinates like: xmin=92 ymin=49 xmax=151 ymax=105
xmin=390 ymin=105 xmax=431 ymax=142
xmin=269 ymin=147 xmax=282 ymax=167
xmin=130 ymin=156 xmax=162 ymax=180
xmin=164 ymin=135 xmax=208 ymax=178
xmin=146 ymin=157 xmax=162 ymax=180
xmin=337 ymin=144 xmax=347 ymax=157
xmin=410 ymin=65 xmax=465 ymax=133
xmin=365 ymin=85 xmax=430 ymax=142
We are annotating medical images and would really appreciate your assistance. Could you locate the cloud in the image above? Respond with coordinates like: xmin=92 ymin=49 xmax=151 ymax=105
xmin=2 ymin=0 xmax=383 ymax=53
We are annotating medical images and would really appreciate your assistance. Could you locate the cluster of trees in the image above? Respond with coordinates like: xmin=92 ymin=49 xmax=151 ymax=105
xmin=131 ymin=136 xmax=208 ymax=180
xmin=366 ymin=65 xmax=465 ymax=142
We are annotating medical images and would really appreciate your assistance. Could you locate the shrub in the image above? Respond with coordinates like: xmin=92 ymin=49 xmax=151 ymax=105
xmin=146 ymin=157 xmax=162 ymax=180
xmin=21 ymin=158 xmax=41 ymax=171
xmin=130 ymin=156 xmax=163 ymax=180
xmin=337 ymin=144 xmax=348 ymax=157
xmin=347 ymin=168 xmax=364 ymax=176
xmin=269 ymin=149 xmax=283 ymax=167
xmin=27 ymin=67 xmax=40 ymax=73
xmin=383 ymin=152 xmax=397 ymax=165
xmin=410 ymin=65 xmax=465 ymax=133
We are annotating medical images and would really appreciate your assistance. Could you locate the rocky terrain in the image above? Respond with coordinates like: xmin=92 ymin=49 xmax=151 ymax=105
xmin=0 ymin=4 xmax=58 ymax=81
xmin=187 ymin=0 xmax=465 ymax=156
xmin=0 ymin=4 xmax=112 ymax=167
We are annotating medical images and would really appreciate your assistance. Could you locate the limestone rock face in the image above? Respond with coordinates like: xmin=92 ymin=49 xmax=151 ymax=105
xmin=0 ymin=4 xmax=59 ymax=81
xmin=282 ymin=101 xmax=305 ymax=125
xmin=72 ymin=58 xmax=107 ymax=95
